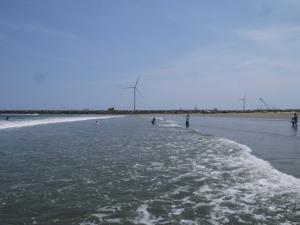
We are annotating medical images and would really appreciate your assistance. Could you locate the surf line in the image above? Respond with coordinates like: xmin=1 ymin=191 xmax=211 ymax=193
xmin=0 ymin=116 xmax=124 ymax=130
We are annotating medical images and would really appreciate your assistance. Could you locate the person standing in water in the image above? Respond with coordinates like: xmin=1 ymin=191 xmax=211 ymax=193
xmin=291 ymin=113 xmax=298 ymax=127
xmin=185 ymin=114 xmax=190 ymax=128
xmin=151 ymin=117 xmax=156 ymax=125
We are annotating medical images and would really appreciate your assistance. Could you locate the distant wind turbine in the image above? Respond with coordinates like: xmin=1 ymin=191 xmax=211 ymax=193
xmin=125 ymin=75 xmax=143 ymax=111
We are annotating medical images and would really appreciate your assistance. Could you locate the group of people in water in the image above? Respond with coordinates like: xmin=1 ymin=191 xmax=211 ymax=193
xmin=151 ymin=112 xmax=298 ymax=128
xmin=2 ymin=113 xmax=299 ymax=128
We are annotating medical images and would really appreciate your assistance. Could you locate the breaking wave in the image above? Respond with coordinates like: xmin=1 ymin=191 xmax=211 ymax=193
xmin=0 ymin=115 xmax=123 ymax=130
xmin=81 ymin=118 xmax=300 ymax=224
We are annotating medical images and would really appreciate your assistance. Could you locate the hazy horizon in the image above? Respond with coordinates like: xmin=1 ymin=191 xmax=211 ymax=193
xmin=1 ymin=0 xmax=300 ymax=110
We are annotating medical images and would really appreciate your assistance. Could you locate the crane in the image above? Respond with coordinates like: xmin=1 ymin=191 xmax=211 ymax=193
xmin=259 ymin=98 xmax=271 ymax=110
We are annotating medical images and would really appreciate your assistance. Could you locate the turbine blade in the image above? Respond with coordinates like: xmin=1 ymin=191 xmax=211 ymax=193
xmin=123 ymin=86 xmax=134 ymax=89
xmin=135 ymin=74 xmax=141 ymax=87
xmin=136 ymin=88 xmax=144 ymax=97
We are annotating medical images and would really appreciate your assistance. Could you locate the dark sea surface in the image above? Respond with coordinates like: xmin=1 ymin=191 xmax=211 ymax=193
xmin=0 ymin=115 xmax=299 ymax=225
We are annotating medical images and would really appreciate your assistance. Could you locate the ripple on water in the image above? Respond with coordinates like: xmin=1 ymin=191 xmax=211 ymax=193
xmin=1 ymin=117 xmax=300 ymax=225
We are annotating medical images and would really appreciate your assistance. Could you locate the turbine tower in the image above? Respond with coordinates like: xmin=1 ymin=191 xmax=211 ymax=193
xmin=126 ymin=75 xmax=142 ymax=111
xmin=240 ymin=95 xmax=246 ymax=111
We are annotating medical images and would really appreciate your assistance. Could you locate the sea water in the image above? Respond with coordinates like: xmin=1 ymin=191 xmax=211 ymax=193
xmin=0 ymin=115 xmax=299 ymax=225
xmin=163 ymin=115 xmax=300 ymax=178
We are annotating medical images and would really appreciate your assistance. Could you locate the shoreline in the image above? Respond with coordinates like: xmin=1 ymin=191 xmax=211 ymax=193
xmin=0 ymin=110 xmax=298 ymax=120
xmin=193 ymin=112 xmax=296 ymax=120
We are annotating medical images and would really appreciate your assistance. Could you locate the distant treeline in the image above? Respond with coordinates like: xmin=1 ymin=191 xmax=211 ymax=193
xmin=0 ymin=109 xmax=299 ymax=114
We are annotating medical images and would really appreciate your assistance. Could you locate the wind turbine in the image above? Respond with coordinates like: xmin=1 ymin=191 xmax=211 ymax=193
xmin=125 ymin=75 xmax=143 ymax=111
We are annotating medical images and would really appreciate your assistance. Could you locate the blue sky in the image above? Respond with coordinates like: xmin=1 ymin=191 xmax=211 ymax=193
xmin=0 ymin=0 xmax=300 ymax=110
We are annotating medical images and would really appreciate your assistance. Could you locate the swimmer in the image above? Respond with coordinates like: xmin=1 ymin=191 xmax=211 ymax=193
xmin=185 ymin=114 xmax=190 ymax=128
xmin=151 ymin=117 xmax=156 ymax=125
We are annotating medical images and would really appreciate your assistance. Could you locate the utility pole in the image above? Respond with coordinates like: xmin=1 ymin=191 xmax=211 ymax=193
xmin=240 ymin=95 xmax=246 ymax=111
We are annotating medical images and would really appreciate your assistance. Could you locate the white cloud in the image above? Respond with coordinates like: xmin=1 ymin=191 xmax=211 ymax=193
xmin=0 ymin=20 xmax=77 ymax=40
xmin=140 ymin=39 xmax=300 ymax=109
xmin=237 ymin=26 xmax=300 ymax=49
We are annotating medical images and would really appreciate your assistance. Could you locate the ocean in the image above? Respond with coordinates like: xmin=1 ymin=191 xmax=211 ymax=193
xmin=0 ymin=114 xmax=299 ymax=225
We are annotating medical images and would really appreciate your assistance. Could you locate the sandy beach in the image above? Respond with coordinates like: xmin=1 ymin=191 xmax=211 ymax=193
xmin=195 ymin=111 xmax=297 ymax=120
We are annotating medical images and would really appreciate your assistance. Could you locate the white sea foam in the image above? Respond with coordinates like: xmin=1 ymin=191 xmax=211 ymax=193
xmin=158 ymin=119 xmax=183 ymax=128
xmin=0 ymin=115 xmax=123 ymax=130
xmin=160 ymin=123 xmax=182 ymax=128
xmin=218 ymin=137 xmax=300 ymax=188
xmin=180 ymin=219 xmax=196 ymax=225
xmin=0 ymin=113 xmax=39 ymax=116
xmin=197 ymin=138 xmax=300 ymax=223
xmin=156 ymin=118 xmax=300 ymax=224
xmin=80 ymin=117 xmax=299 ymax=224
xmin=162 ymin=117 xmax=300 ymax=184
xmin=136 ymin=204 xmax=163 ymax=225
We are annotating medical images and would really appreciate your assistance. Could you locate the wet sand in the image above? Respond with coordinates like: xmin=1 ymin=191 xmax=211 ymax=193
xmin=195 ymin=111 xmax=297 ymax=120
